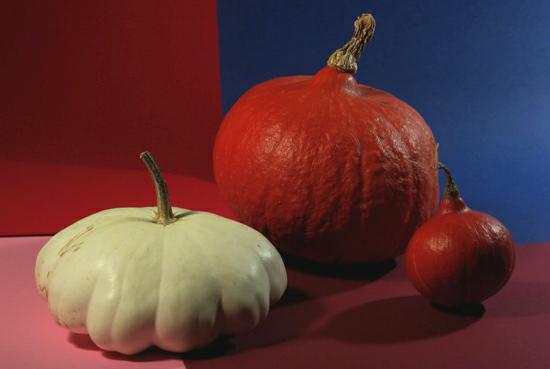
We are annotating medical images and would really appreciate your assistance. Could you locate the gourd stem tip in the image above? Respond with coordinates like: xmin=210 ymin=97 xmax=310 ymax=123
xmin=140 ymin=151 xmax=175 ymax=224
xmin=437 ymin=162 xmax=461 ymax=200
xmin=327 ymin=13 xmax=376 ymax=73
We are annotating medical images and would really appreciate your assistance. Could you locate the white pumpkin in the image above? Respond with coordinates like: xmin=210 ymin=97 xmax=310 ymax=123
xmin=35 ymin=152 xmax=287 ymax=354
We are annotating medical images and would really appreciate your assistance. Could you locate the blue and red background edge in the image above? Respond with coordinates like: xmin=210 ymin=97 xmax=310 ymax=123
xmin=2 ymin=0 xmax=549 ymax=243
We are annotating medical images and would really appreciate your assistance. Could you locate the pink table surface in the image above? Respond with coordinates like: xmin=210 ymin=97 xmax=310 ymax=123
xmin=2 ymin=236 xmax=549 ymax=369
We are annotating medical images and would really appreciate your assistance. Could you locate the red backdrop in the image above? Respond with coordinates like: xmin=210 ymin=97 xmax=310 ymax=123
xmin=1 ymin=0 xmax=221 ymax=178
xmin=0 ymin=0 xmax=223 ymax=235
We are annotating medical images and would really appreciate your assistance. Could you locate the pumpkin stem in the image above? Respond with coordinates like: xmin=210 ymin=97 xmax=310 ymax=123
xmin=140 ymin=151 xmax=175 ymax=224
xmin=327 ymin=13 xmax=376 ymax=74
xmin=437 ymin=162 xmax=461 ymax=200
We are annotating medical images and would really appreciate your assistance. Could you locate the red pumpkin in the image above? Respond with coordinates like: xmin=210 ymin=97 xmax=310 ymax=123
xmin=405 ymin=163 xmax=516 ymax=307
xmin=213 ymin=14 xmax=439 ymax=263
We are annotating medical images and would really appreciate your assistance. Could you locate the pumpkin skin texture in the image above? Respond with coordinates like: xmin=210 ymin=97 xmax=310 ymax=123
xmin=35 ymin=153 xmax=287 ymax=355
xmin=213 ymin=15 xmax=439 ymax=264
xmin=405 ymin=165 xmax=515 ymax=307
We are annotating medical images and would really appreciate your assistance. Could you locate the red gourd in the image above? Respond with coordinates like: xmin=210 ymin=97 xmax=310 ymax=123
xmin=406 ymin=163 xmax=516 ymax=307
xmin=213 ymin=14 xmax=439 ymax=263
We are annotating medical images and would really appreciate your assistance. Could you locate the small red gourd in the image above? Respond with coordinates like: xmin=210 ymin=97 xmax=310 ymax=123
xmin=406 ymin=163 xmax=516 ymax=307
xmin=213 ymin=14 xmax=439 ymax=263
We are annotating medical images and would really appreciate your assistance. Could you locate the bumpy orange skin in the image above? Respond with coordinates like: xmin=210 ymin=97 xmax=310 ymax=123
xmin=213 ymin=66 xmax=439 ymax=263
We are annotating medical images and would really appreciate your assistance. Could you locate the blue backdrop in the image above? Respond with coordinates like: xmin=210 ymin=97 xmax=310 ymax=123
xmin=217 ymin=0 xmax=550 ymax=243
